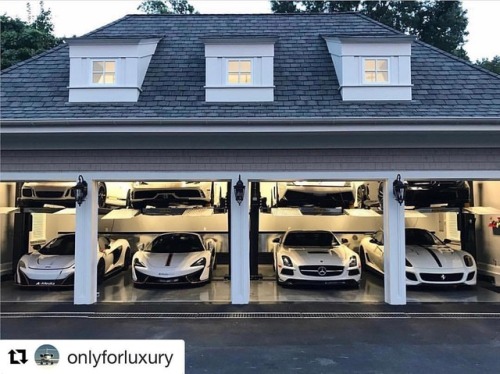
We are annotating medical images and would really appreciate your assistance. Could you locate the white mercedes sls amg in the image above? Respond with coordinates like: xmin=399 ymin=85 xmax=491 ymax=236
xmin=132 ymin=232 xmax=216 ymax=286
xmin=273 ymin=230 xmax=361 ymax=287
xmin=15 ymin=234 xmax=132 ymax=286
xmin=359 ymin=228 xmax=477 ymax=286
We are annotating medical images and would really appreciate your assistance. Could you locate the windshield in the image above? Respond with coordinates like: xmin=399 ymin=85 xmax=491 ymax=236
xmin=405 ymin=229 xmax=441 ymax=246
xmin=283 ymin=231 xmax=338 ymax=247
xmin=147 ymin=233 xmax=204 ymax=253
xmin=39 ymin=235 xmax=75 ymax=256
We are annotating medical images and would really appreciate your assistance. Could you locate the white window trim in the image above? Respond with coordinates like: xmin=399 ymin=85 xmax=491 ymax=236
xmin=362 ymin=57 xmax=390 ymax=85
xmin=225 ymin=58 xmax=254 ymax=86
xmin=90 ymin=59 xmax=118 ymax=86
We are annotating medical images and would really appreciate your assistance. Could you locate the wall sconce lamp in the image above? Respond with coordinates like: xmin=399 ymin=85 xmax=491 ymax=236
xmin=74 ymin=175 xmax=88 ymax=206
xmin=233 ymin=175 xmax=246 ymax=206
xmin=393 ymin=174 xmax=406 ymax=205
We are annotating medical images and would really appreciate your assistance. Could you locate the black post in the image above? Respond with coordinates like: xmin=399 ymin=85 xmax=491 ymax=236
xmin=225 ymin=181 xmax=231 ymax=280
xmin=249 ymin=182 xmax=262 ymax=280
xmin=12 ymin=212 xmax=32 ymax=276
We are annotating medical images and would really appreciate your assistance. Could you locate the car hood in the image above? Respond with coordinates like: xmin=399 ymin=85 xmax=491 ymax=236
xmin=406 ymin=245 xmax=466 ymax=269
xmin=24 ymin=253 xmax=74 ymax=270
xmin=138 ymin=251 xmax=207 ymax=268
xmin=281 ymin=246 xmax=350 ymax=266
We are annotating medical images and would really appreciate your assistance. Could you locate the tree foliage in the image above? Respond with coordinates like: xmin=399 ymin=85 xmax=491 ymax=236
xmin=1 ymin=1 xmax=61 ymax=70
xmin=270 ymin=1 xmax=469 ymax=59
xmin=138 ymin=0 xmax=198 ymax=14
xmin=475 ymin=56 xmax=500 ymax=75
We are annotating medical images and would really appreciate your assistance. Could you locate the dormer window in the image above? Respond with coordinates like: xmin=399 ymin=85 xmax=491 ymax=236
xmin=92 ymin=60 xmax=116 ymax=84
xmin=363 ymin=58 xmax=389 ymax=84
xmin=227 ymin=59 xmax=252 ymax=84
xmin=203 ymin=37 xmax=276 ymax=102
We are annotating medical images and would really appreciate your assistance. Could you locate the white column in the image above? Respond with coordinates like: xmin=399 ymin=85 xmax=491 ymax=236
xmin=74 ymin=179 xmax=98 ymax=305
xmin=230 ymin=176 xmax=250 ymax=305
xmin=383 ymin=177 xmax=406 ymax=305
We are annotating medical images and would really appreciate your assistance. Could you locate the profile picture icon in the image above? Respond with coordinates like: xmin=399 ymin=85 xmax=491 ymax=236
xmin=35 ymin=344 xmax=59 ymax=366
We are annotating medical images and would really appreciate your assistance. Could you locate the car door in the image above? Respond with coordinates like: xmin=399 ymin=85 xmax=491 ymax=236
xmin=371 ymin=231 xmax=385 ymax=272
xmin=98 ymin=237 xmax=123 ymax=273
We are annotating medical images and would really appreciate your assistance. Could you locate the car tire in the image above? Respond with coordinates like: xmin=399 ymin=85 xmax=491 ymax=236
xmin=97 ymin=260 xmax=105 ymax=284
xmin=97 ymin=183 xmax=107 ymax=208
xmin=357 ymin=184 xmax=369 ymax=209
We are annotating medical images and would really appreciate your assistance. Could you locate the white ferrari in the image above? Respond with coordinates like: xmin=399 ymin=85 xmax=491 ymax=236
xmin=273 ymin=230 xmax=361 ymax=287
xmin=132 ymin=232 xmax=216 ymax=286
xmin=15 ymin=234 xmax=132 ymax=286
xmin=359 ymin=228 xmax=477 ymax=286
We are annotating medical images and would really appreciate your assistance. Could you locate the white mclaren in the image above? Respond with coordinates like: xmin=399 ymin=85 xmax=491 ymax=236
xmin=273 ymin=230 xmax=361 ymax=287
xmin=132 ymin=232 xmax=216 ymax=286
xmin=15 ymin=234 xmax=132 ymax=287
xmin=359 ymin=228 xmax=477 ymax=286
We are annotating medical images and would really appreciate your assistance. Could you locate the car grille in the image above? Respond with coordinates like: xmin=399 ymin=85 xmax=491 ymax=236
xmin=420 ymin=273 xmax=463 ymax=282
xmin=135 ymin=269 xmax=204 ymax=285
xmin=36 ymin=191 xmax=65 ymax=198
xmin=133 ymin=190 xmax=159 ymax=199
xmin=299 ymin=265 xmax=344 ymax=277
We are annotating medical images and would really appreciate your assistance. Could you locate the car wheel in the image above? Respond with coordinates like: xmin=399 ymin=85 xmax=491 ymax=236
xmin=97 ymin=183 xmax=107 ymax=208
xmin=97 ymin=260 xmax=105 ymax=284
xmin=123 ymin=248 xmax=132 ymax=270
xmin=357 ymin=184 xmax=369 ymax=209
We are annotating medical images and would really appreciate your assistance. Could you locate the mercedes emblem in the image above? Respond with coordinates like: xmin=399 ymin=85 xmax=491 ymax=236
xmin=317 ymin=266 xmax=327 ymax=276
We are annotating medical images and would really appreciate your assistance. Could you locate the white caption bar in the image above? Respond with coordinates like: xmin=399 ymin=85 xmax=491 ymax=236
xmin=0 ymin=339 xmax=185 ymax=374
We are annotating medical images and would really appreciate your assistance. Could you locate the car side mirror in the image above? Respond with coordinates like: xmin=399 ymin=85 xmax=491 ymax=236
xmin=272 ymin=237 xmax=281 ymax=244
xmin=341 ymin=238 xmax=348 ymax=244
xmin=33 ymin=244 xmax=41 ymax=251
xmin=370 ymin=238 xmax=377 ymax=244
xmin=443 ymin=239 xmax=451 ymax=244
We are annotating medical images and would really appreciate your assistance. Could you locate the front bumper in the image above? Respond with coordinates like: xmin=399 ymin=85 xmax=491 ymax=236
xmin=132 ymin=266 xmax=208 ymax=286
xmin=405 ymin=266 xmax=476 ymax=286
xmin=277 ymin=265 xmax=361 ymax=286
xmin=16 ymin=267 xmax=75 ymax=287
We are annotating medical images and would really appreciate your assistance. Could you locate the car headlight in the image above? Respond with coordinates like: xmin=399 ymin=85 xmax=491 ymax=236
xmin=18 ymin=260 xmax=26 ymax=269
xmin=348 ymin=256 xmax=357 ymax=268
xmin=463 ymin=255 xmax=474 ymax=267
xmin=405 ymin=259 xmax=413 ymax=267
xmin=191 ymin=258 xmax=206 ymax=267
xmin=282 ymin=256 xmax=293 ymax=267
xmin=134 ymin=258 xmax=145 ymax=267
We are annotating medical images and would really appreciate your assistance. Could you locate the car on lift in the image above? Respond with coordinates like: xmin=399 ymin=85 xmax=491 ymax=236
xmin=274 ymin=182 xmax=356 ymax=209
xmin=272 ymin=230 xmax=361 ymax=287
xmin=15 ymin=233 xmax=132 ymax=286
xmin=131 ymin=232 xmax=217 ymax=287
xmin=377 ymin=180 xmax=470 ymax=209
xmin=18 ymin=181 xmax=132 ymax=208
xmin=128 ymin=182 xmax=213 ymax=210
xmin=359 ymin=228 xmax=477 ymax=286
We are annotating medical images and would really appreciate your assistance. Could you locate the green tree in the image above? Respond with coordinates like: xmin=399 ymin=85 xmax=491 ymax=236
xmin=270 ymin=1 xmax=469 ymax=59
xmin=138 ymin=0 xmax=198 ymax=14
xmin=475 ymin=56 xmax=500 ymax=75
xmin=1 ymin=1 xmax=61 ymax=70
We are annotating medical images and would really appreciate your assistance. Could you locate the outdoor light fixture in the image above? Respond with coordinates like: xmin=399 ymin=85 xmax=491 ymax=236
xmin=233 ymin=175 xmax=246 ymax=206
xmin=393 ymin=174 xmax=406 ymax=205
xmin=74 ymin=175 xmax=88 ymax=206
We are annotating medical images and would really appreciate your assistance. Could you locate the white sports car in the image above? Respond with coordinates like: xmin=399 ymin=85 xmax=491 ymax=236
xmin=132 ymin=232 xmax=216 ymax=286
xmin=359 ymin=228 xmax=477 ymax=286
xmin=18 ymin=181 xmax=132 ymax=208
xmin=273 ymin=230 xmax=361 ymax=287
xmin=15 ymin=234 xmax=132 ymax=286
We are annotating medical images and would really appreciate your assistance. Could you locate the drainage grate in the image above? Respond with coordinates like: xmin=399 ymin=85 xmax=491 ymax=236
xmin=2 ymin=312 xmax=499 ymax=319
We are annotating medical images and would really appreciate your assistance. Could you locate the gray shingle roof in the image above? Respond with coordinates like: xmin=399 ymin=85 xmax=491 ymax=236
xmin=1 ymin=13 xmax=500 ymax=121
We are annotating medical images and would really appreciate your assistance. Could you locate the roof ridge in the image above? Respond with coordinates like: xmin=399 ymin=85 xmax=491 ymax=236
xmin=0 ymin=43 xmax=66 ymax=74
xmin=120 ymin=12 xmax=360 ymax=17
xmin=82 ymin=14 xmax=133 ymax=37
xmin=414 ymin=40 xmax=500 ymax=79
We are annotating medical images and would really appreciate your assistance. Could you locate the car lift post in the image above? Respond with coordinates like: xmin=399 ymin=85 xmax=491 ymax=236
xmin=12 ymin=211 xmax=32 ymax=276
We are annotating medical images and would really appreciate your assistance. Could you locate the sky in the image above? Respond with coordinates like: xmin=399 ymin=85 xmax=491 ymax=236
xmin=1 ymin=0 xmax=499 ymax=61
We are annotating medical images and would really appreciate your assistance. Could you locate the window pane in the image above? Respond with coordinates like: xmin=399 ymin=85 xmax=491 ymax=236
xmin=239 ymin=60 xmax=252 ymax=72
xmin=228 ymin=73 xmax=239 ymax=84
xmin=377 ymin=59 xmax=388 ymax=71
xmin=364 ymin=72 xmax=376 ymax=82
xmin=228 ymin=61 xmax=239 ymax=72
xmin=377 ymin=72 xmax=388 ymax=82
xmin=93 ymin=61 xmax=104 ymax=72
xmin=240 ymin=73 xmax=252 ymax=84
xmin=105 ymin=61 xmax=116 ymax=72
xmin=364 ymin=59 xmax=376 ymax=71
xmin=92 ymin=73 xmax=103 ymax=84
xmin=104 ymin=73 xmax=115 ymax=84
